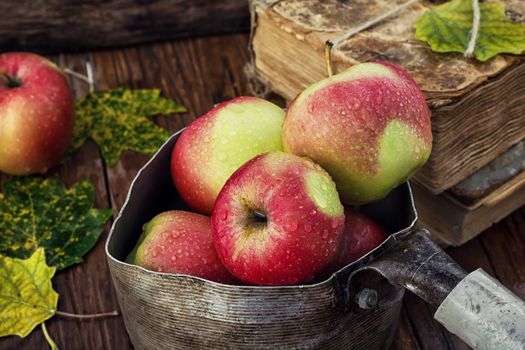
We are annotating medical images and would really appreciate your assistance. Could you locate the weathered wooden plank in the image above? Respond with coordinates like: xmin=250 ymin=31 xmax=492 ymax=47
xmin=0 ymin=0 xmax=250 ymax=53
xmin=390 ymin=307 xmax=422 ymax=350
xmin=1 ymin=33 xmax=524 ymax=350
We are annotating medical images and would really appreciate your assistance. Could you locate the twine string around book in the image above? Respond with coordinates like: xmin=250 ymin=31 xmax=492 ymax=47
xmin=464 ymin=0 xmax=481 ymax=58
xmin=325 ymin=0 xmax=481 ymax=75
xmin=329 ymin=0 xmax=421 ymax=48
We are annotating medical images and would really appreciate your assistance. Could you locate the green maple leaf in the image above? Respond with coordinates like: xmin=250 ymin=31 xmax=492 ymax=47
xmin=68 ymin=88 xmax=186 ymax=165
xmin=415 ymin=0 xmax=525 ymax=61
xmin=0 ymin=248 xmax=58 ymax=338
xmin=0 ymin=177 xmax=112 ymax=270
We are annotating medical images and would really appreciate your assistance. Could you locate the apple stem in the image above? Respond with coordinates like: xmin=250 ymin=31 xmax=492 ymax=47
xmin=325 ymin=41 xmax=334 ymax=77
xmin=253 ymin=210 xmax=267 ymax=222
xmin=55 ymin=309 xmax=119 ymax=320
xmin=63 ymin=61 xmax=95 ymax=93
xmin=0 ymin=72 xmax=21 ymax=88
xmin=41 ymin=322 xmax=59 ymax=350
xmin=0 ymin=72 xmax=8 ymax=86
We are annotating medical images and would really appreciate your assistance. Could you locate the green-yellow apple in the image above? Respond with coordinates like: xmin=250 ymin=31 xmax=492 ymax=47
xmin=283 ymin=61 xmax=432 ymax=204
xmin=171 ymin=96 xmax=285 ymax=214
xmin=212 ymin=151 xmax=345 ymax=286
xmin=126 ymin=210 xmax=236 ymax=283
xmin=0 ymin=52 xmax=74 ymax=175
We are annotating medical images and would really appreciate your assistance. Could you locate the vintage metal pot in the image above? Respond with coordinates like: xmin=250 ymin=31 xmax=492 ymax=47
xmin=106 ymin=131 xmax=525 ymax=350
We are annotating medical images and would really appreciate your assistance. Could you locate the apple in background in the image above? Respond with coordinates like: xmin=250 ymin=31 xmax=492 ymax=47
xmin=126 ymin=210 xmax=236 ymax=284
xmin=171 ymin=96 xmax=285 ymax=214
xmin=331 ymin=208 xmax=388 ymax=271
xmin=0 ymin=52 xmax=74 ymax=175
xmin=283 ymin=61 xmax=432 ymax=205
xmin=212 ymin=151 xmax=345 ymax=286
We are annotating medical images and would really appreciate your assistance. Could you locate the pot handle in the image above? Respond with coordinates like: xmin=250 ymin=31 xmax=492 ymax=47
xmin=359 ymin=228 xmax=525 ymax=350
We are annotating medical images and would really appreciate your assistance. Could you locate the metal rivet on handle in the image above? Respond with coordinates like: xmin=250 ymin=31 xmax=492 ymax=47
xmin=356 ymin=288 xmax=379 ymax=310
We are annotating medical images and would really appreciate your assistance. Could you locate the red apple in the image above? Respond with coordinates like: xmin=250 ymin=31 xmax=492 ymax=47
xmin=126 ymin=210 xmax=236 ymax=284
xmin=332 ymin=208 xmax=388 ymax=270
xmin=283 ymin=61 xmax=432 ymax=205
xmin=171 ymin=96 xmax=285 ymax=214
xmin=212 ymin=151 xmax=345 ymax=286
xmin=0 ymin=52 xmax=74 ymax=175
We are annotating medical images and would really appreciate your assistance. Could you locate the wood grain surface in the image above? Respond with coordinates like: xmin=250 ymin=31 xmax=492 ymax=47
xmin=0 ymin=0 xmax=249 ymax=53
xmin=1 ymin=33 xmax=524 ymax=350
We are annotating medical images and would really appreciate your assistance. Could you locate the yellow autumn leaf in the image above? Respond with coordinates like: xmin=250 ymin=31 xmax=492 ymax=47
xmin=0 ymin=248 xmax=58 ymax=337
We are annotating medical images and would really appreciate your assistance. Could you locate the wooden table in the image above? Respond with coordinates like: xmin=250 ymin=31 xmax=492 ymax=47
xmin=2 ymin=32 xmax=524 ymax=350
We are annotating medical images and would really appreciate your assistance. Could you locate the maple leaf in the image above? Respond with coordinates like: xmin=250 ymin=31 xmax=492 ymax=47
xmin=0 ymin=248 xmax=58 ymax=338
xmin=415 ymin=0 xmax=525 ymax=61
xmin=0 ymin=177 xmax=112 ymax=270
xmin=68 ymin=88 xmax=186 ymax=165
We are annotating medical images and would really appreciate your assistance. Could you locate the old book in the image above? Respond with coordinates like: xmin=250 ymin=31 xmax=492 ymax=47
xmin=414 ymin=139 xmax=525 ymax=245
xmin=413 ymin=170 xmax=525 ymax=246
xmin=248 ymin=0 xmax=525 ymax=194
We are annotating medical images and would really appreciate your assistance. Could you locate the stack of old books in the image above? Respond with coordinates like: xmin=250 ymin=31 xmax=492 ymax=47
xmin=247 ymin=0 xmax=525 ymax=245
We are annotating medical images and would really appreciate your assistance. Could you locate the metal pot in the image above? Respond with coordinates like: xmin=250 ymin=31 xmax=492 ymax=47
xmin=106 ymin=131 xmax=525 ymax=350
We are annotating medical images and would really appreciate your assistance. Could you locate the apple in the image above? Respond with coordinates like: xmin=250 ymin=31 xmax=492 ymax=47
xmin=171 ymin=96 xmax=285 ymax=214
xmin=331 ymin=208 xmax=388 ymax=271
xmin=0 ymin=52 xmax=74 ymax=175
xmin=126 ymin=210 xmax=236 ymax=284
xmin=212 ymin=151 xmax=345 ymax=286
xmin=282 ymin=61 xmax=432 ymax=204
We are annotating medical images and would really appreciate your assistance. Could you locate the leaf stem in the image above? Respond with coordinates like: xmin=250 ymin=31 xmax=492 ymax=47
xmin=55 ymin=309 xmax=119 ymax=320
xmin=63 ymin=61 xmax=95 ymax=93
xmin=41 ymin=322 xmax=59 ymax=350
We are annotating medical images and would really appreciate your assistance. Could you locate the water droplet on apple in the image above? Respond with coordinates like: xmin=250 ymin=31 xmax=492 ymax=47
xmin=309 ymin=209 xmax=317 ymax=216
xmin=171 ymin=230 xmax=180 ymax=239
xmin=307 ymin=103 xmax=314 ymax=113
xmin=227 ymin=103 xmax=246 ymax=113
xmin=330 ymin=220 xmax=339 ymax=229
xmin=351 ymin=101 xmax=361 ymax=110
xmin=304 ymin=224 xmax=312 ymax=232
xmin=186 ymin=263 xmax=192 ymax=269
xmin=170 ymin=255 xmax=177 ymax=262
xmin=283 ymin=220 xmax=298 ymax=232
xmin=220 ymin=209 xmax=228 ymax=221
xmin=321 ymin=229 xmax=329 ymax=240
